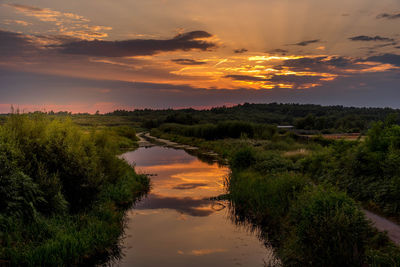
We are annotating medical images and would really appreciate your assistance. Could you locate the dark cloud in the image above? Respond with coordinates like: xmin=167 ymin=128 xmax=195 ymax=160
xmin=171 ymin=58 xmax=206 ymax=65
xmin=366 ymin=53 xmax=400 ymax=67
xmin=269 ymin=48 xmax=288 ymax=54
xmin=349 ymin=35 xmax=395 ymax=42
xmin=225 ymin=75 xmax=265 ymax=81
xmin=0 ymin=30 xmax=38 ymax=57
xmin=267 ymin=74 xmax=323 ymax=84
xmin=292 ymin=39 xmax=320 ymax=46
xmin=281 ymin=56 xmax=354 ymax=72
xmin=173 ymin=183 xmax=208 ymax=190
xmin=225 ymin=73 xmax=324 ymax=88
xmin=359 ymin=42 xmax=398 ymax=52
xmin=377 ymin=13 xmax=400 ymax=19
xmin=367 ymin=42 xmax=397 ymax=49
xmin=136 ymin=194 xmax=213 ymax=217
xmin=6 ymin=4 xmax=44 ymax=12
xmin=57 ymin=31 xmax=217 ymax=57
xmin=234 ymin=48 xmax=248 ymax=54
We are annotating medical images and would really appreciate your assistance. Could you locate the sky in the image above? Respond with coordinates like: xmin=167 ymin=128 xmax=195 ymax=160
xmin=1 ymin=0 xmax=400 ymax=113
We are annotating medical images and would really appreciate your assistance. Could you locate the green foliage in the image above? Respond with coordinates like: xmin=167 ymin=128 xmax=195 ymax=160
xmin=229 ymin=171 xmax=307 ymax=225
xmin=3 ymin=114 xmax=105 ymax=211
xmin=116 ymin=125 xmax=137 ymax=138
xmin=158 ymin=121 xmax=276 ymax=140
xmin=230 ymin=147 xmax=256 ymax=169
xmin=108 ymin=103 xmax=400 ymax=133
xmin=302 ymin=119 xmax=400 ymax=218
xmin=282 ymin=186 xmax=369 ymax=266
xmin=0 ymin=171 xmax=44 ymax=222
xmin=253 ymin=151 xmax=295 ymax=174
xmin=0 ymin=114 xmax=149 ymax=265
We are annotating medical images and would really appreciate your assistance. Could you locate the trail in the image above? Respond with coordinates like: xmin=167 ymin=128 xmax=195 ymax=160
xmin=364 ymin=210 xmax=400 ymax=245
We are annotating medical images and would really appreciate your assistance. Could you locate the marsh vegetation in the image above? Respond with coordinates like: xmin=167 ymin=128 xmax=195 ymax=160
xmin=0 ymin=113 xmax=149 ymax=266
xmin=2 ymin=103 xmax=400 ymax=266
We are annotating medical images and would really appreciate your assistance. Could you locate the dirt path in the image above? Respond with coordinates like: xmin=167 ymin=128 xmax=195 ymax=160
xmin=364 ymin=210 xmax=400 ymax=245
xmin=140 ymin=132 xmax=199 ymax=150
xmin=136 ymin=133 xmax=155 ymax=147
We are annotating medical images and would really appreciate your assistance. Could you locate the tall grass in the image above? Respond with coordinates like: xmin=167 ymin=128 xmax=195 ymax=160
xmin=158 ymin=121 xmax=277 ymax=140
xmin=0 ymin=114 xmax=149 ymax=265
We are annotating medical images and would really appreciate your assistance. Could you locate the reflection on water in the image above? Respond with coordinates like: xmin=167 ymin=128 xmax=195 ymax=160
xmin=115 ymin=146 xmax=276 ymax=266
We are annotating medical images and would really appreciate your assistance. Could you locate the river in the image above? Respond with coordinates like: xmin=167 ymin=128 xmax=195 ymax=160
xmin=110 ymin=145 xmax=278 ymax=266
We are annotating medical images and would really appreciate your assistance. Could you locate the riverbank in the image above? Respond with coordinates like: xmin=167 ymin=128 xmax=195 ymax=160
xmin=148 ymin=130 xmax=400 ymax=266
xmin=139 ymin=132 xmax=228 ymax=165
xmin=0 ymin=114 xmax=149 ymax=266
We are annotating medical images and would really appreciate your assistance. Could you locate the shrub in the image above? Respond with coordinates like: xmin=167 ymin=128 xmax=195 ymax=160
xmin=0 ymin=171 xmax=44 ymax=222
xmin=282 ymin=186 xmax=369 ymax=266
xmin=230 ymin=147 xmax=256 ymax=169
xmin=0 ymin=114 xmax=149 ymax=265
xmin=254 ymin=151 xmax=295 ymax=174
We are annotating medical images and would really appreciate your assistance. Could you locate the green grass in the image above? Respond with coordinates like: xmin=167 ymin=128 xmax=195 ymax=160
xmin=2 ymin=170 xmax=149 ymax=266
xmin=0 ymin=114 xmax=149 ymax=266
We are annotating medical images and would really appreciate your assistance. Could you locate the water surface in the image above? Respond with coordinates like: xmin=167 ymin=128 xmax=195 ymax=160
xmin=116 ymin=146 xmax=275 ymax=266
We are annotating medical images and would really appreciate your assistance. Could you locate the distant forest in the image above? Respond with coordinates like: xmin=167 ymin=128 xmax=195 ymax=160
xmin=107 ymin=103 xmax=400 ymax=133
xmin=1 ymin=103 xmax=399 ymax=133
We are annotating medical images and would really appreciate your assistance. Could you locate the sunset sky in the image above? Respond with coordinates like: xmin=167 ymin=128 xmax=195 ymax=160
xmin=1 ymin=0 xmax=400 ymax=113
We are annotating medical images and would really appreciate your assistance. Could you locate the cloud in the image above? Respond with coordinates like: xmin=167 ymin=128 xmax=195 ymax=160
xmin=189 ymin=249 xmax=227 ymax=256
xmin=173 ymin=183 xmax=208 ymax=190
xmin=234 ymin=48 xmax=248 ymax=53
xmin=267 ymin=74 xmax=324 ymax=84
xmin=292 ymin=39 xmax=320 ymax=46
xmin=171 ymin=58 xmax=206 ymax=65
xmin=225 ymin=74 xmax=325 ymax=88
xmin=6 ymin=4 xmax=87 ymax=22
xmin=0 ymin=30 xmax=38 ymax=57
xmin=269 ymin=48 xmax=288 ymax=54
xmin=366 ymin=53 xmax=400 ymax=67
xmin=377 ymin=13 xmax=400 ymax=19
xmin=2 ymin=67 xmax=400 ymax=112
xmin=5 ymin=4 xmax=111 ymax=40
xmin=135 ymin=194 xmax=213 ymax=217
xmin=349 ymin=35 xmax=395 ymax=42
xmin=281 ymin=56 xmax=354 ymax=72
xmin=3 ymin=19 xmax=31 ymax=26
xmin=225 ymin=74 xmax=265 ymax=81
xmin=57 ymin=31 xmax=216 ymax=57
xmin=280 ymin=55 xmax=396 ymax=76
xmin=0 ymin=29 xmax=78 ymax=58
xmin=361 ymin=42 xmax=398 ymax=50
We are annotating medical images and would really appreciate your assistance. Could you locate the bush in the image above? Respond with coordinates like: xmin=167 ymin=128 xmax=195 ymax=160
xmin=282 ymin=186 xmax=369 ymax=266
xmin=228 ymin=170 xmax=307 ymax=228
xmin=158 ymin=121 xmax=277 ymax=140
xmin=230 ymin=147 xmax=256 ymax=169
xmin=0 ymin=114 xmax=149 ymax=265
xmin=254 ymin=151 xmax=295 ymax=174
xmin=0 ymin=171 xmax=44 ymax=222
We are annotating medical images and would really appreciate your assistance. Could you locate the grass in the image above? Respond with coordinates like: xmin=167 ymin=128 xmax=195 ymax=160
xmin=0 ymin=114 xmax=149 ymax=266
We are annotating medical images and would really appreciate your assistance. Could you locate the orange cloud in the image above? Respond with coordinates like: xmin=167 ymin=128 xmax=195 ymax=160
xmin=5 ymin=4 xmax=111 ymax=40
